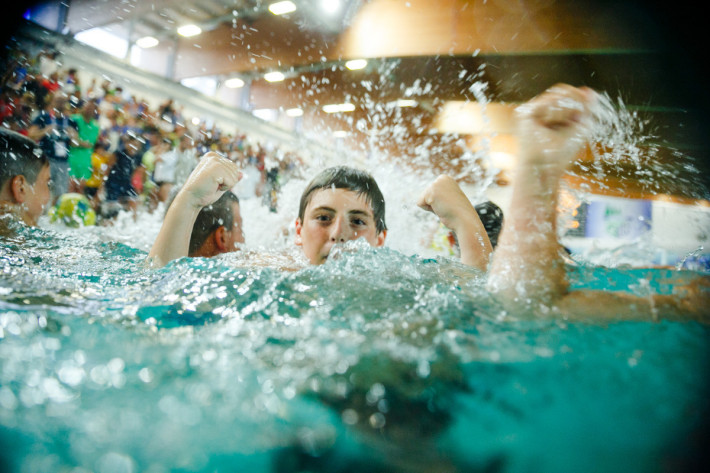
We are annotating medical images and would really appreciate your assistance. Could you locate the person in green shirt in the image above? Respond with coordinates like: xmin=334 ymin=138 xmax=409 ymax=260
xmin=68 ymin=99 xmax=100 ymax=193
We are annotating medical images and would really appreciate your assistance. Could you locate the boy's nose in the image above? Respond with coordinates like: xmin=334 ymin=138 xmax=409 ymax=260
xmin=329 ymin=217 xmax=349 ymax=242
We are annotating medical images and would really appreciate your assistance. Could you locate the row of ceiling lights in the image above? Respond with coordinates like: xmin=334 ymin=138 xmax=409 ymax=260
xmin=134 ymin=1 xmax=417 ymax=120
xmin=258 ymin=98 xmax=418 ymax=121
xmin=221 ymin=58 xmax=367 ymax=89
xmin=135 ymin=1 xmax=332 ymax=47
xmin=135 ymin=1 xmax=357 ymax=90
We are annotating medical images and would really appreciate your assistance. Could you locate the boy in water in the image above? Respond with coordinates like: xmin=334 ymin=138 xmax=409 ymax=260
xmin=149 ymin=85 xmax=706 ymax=320
xmin=0 ymin=128 xmax=51 ymax=231
xmin=419 ymin=84 xmax=594 ymax=298
xmin=149 ymin=161 xmax=392 ymax=267
xmin=294 ymin=166 xmax=387 ymax=265
xmin=419 ymin=84 xmax=708 ymax=320
xmin=165 ymin=189 xmax=245 ymax=259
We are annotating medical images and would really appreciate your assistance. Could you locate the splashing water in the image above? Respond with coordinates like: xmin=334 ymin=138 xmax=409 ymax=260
xmin=577 ymin=92 xmax=708 ymax=200
xmin=2 ymin=201 xmax=710 ymax=473
xmin=3 ymin=38 xmax=710 ymax=472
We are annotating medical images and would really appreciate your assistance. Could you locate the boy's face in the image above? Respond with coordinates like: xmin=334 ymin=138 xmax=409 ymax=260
xmin=295 ymin=188 xmax=386 ymax=265
xmin=23 ymin=164 xmax=51 ymax=226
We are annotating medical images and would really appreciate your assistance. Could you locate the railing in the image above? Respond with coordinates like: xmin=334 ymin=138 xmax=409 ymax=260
xmin=13 ymin=20 xmax=343 ymax=165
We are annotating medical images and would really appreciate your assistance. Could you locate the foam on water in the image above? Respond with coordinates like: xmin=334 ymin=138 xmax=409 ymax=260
xmin=2 ymin=72 xmax=710 ymax=472
xmin=1 ymin=218 xmax=709 ymax=472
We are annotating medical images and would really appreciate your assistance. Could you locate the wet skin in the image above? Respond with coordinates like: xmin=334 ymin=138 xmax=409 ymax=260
xmin=22 ymin=165 xmax=51 ymax=226
xmin=295 ymin=188 xmax=386 ymax=265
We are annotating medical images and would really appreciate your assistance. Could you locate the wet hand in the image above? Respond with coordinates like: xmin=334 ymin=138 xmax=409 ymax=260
xmin=181 ymin=152 xmax=242 ymax=209
xmin=516 ymin=83 xmax=598 ymax=168
xmin=418 ymin=175 xmax=477 ymax=231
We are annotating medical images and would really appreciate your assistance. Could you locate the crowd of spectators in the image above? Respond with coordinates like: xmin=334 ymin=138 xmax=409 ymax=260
xmin=1 ymin=46 xmax=303 ymax=221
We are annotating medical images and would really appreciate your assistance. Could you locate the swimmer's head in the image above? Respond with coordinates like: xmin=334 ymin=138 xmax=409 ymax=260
xmin=296 ymin=166 xmax=386 ymax=264
xmin=298 ymin=166 xmax=386 ymax=234
xmin=474 ymin=201 xmax=503 ymax=248
xmin=445 ymin=201 xmax=504 ymax=255
xmin=0 ymin=129 xmax=48 ymax=187
xmin=188 ymin=191 xmax=244 ymax=257
xmin=0 ymin=128 xmax=50 ymax=226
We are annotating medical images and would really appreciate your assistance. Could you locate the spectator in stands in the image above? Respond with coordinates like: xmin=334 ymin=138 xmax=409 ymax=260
xmin=27 ymin=92 xmax=78 ymax=203
xmin=68 ymin=98 xmax=100 ymax=193
xmin=102 ymin=131 xmax=145 ymax=216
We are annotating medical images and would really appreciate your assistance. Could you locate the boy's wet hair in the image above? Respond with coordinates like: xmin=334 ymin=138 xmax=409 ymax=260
xmin=0 ymin=128 xmax=48 ymax=188
xmin=298 ymin=166 xmax=386 ymax=234
xmin=474 ymin=201 xmax=503 ymax=248
xmin=188 ymin=191 xmax=240 ymax=256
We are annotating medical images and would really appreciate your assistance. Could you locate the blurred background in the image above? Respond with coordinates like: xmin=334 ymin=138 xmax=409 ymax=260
xmin=2 ymin=0 xmax=709 ymax=266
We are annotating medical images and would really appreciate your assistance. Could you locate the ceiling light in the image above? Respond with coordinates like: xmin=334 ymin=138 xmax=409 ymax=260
xmin=396 ymin=99 xmax=417 ymax=107
xmin=264 ymin=71 xmax=285 ymax=82
xmin=191 ymin=117 xmax=201 ymax=125
xmin=268 ymin=1 xmax=297 ymax=15
xmin=224 ymin=78 xmax=245 ymax=88
xmin=345 ymin=59 xmax=367 ymax=70
xmin=333 ymin=130 xmax=348 ymax=138
xmin=136 ymin=36 xmax=159 ymax=48
xmin=322 ymin=103 xmax=355 ymax=113
xmin=252 ymin=109 xmax=278 ymax=122
xmin=286 ymin=108 xmax=303 ymax=117
xmin=321 ymin=0 xmax=341 ymax=15
xmin=177 ymin=25 xmax=202 ymax=37
xmin=490 ymin=152 xmax=516 ymax=171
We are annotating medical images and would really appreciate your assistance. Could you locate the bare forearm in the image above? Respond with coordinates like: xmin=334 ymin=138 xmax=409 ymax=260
xmin=147 ymin=193 xmax=200 ymax=267
xmin=452 ymin=215 xmax=492 ymax=271
xmin=488 ymin=162 xmax=568 ymax=303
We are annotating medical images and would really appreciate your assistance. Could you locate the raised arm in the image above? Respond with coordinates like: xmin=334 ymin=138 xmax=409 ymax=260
xmin=147 ymin=152 xmax=241 ymax=268
xmin=418 ymin=175 xmax=493 ymax=271
xmin=487 ymin=84 xmax=597 ymax=307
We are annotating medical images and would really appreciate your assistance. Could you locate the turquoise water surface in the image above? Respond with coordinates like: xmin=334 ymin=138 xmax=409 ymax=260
xmin=1 ymin=224 xmax=709 ymax=472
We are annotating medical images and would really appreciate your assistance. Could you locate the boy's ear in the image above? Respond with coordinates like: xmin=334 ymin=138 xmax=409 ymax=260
xmin=10 ymin=175 xmax=28 ymax=203
xmin=294 ymin=218 xmax=303 ymax=246
xmin=375 ymin=229 xmax=387 ymax=247
xmin=214 ymin=226 xmax=228 ymax=252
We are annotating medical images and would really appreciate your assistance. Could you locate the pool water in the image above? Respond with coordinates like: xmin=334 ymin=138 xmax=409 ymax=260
xmin=1 ymin=221 xmax=709 ymax=473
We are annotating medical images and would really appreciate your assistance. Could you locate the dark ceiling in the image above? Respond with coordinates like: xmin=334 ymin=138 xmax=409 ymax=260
xmin=5 ymin=0 xmax=710 ymax=195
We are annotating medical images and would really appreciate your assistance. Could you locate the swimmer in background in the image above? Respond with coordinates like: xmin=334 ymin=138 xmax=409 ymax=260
xmin=149 ymin=160 xmax=390 ymax=268
xmin=84 ymin=141 xmax=112 ymax=210
xmin=419 ymin=84 xmax=709 ymax=321
xmin=101 ymin=131 xmax=145 ymax=218
xmin=148 ymin=85 xmax=707 ymax=321
xmin=427 ymin=199 xmax=503 ymax=259
xmin=0 ymin=128 xmax=51 ymax=233
xmin=164 ymin=190 xmax=245 ymax=258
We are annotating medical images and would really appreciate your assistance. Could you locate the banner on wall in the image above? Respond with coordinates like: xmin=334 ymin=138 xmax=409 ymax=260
xmin=584 ymin=198 xmax=652 ymax=239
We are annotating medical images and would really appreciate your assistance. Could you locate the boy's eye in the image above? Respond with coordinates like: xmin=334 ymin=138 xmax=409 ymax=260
xmin=351 ymin=218 xmax=366 ymax=226
xmin=315 ymin=214 xmax=331 ymax=222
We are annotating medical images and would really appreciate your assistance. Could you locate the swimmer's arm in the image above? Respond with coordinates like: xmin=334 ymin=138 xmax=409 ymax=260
xmin=147 ymin=191 xmax=201 ymax=268
xmin=556 ymin=283 xmax=710 ymax=323
xmin=488 ymin=85 xmax=597 ymax=307
xmin=418 ymin=175 xmax=492 ymax=271
xmin=147 ymin=152 xmax=241 ymax=268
